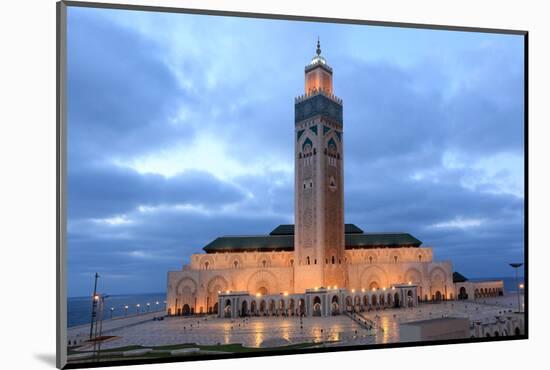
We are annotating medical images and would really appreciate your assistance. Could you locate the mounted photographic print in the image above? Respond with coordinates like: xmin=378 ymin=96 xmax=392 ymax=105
xmin=56 ymin=1 xmax=528 ymax=368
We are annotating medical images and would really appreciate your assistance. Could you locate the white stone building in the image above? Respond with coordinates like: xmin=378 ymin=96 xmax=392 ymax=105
xmin=166 ymin=41 xmax=502 ymax=318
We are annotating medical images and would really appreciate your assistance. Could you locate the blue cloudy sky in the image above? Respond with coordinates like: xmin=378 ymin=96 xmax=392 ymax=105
xmin=66 ymin=6 xmax=525 ymax=297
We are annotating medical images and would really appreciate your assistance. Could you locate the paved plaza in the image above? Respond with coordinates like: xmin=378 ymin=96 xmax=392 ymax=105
xmin=74 ymin=294 xmax=524 ymax=353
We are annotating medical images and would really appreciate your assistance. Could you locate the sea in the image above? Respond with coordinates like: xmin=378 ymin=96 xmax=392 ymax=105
xmin=68 ymin=292 xmax=166 ymax=327
xmin=67 ymin=276 xmax=525 ymax=328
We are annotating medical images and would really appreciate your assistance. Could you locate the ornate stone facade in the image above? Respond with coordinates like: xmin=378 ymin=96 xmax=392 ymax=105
xmin=166 ymin=41 xmax=501 ymax=318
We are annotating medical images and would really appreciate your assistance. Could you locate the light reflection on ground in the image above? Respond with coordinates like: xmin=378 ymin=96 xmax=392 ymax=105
xmin=97 ymin=295 xmax=523 ymax=350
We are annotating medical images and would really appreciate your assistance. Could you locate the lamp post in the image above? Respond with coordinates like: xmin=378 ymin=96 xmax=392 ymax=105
xmin=509 ymin=263 xmax=523 ymax=313
xmin=136 ymin=304 xmax=141 ymax=314
xmin=155 ymin=301 xmax=159 ymax=312
xmin=89 ymin=272 xmax=100 ymax=340
xmin=146 ymin=302 xmax=150 ymax=312
xmin=110 ymin=307 xmax=114 ymax=319
xmin=124 ymin=305 xmax=128 ymax=316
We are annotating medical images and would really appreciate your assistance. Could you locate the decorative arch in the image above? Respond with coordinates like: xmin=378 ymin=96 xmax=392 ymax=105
xmin=231 ymin=254 xmax=244 ymax=269
xmin=199 ymin=255 xmax=215 ymax=270
xmin=175 ymin=277 xmax=198 ymax=295
xmin=389 ymin=250 xmax=401 ymax=264
xmin=207 ymin=275 xmax=229 ymax=294
xmin=246 ymin=269 xmax=279 ymax=296
xmin=404 ymin=268 xmax=422 ymax=284
xmin=257 ymin=254 xmax=273 ymax=268
xmin=302 ymin=137 xmax=313 ymax=152
xmin=365 ymin=252 xmax=377 ymax=264
xmin=429 ymin=267 xmax=448 ymax=283
xmin=359 ymin=266 xmax=388 ymax=289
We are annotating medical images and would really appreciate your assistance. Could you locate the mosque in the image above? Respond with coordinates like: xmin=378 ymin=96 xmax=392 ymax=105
xmin=166 ymin=41 xmax=503 ymax=318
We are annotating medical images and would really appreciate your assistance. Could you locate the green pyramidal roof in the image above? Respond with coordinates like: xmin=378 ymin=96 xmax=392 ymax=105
xmin=453 ymin=272 xmax=469 ymax=283
xmin=203 ymin=224 xmax=422 ymax=253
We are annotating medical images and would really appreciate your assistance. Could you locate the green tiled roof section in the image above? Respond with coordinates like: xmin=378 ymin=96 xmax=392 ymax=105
xmin=297 ymin=129 xmax=305 ymax=141
xmin=453 ymin=272 xmax=469 ymax=283
xmin=203 ymin=235 xmax=294 ymax=253
xmin=309 ymin=125 xmax=318 ymax=135
xmin=203 ymin=232 xmax=421 ymax=253
xmin=323 ymin=125 xmax=331 ymax=135
xmin=345 ymin=233 xmax=422 ymax=248
xmin=269 ymin=224 xmax=364 ymax=235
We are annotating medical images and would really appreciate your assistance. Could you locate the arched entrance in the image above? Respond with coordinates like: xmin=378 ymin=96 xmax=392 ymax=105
xmin=435 ymin=291 xmax=442 ymax=302
xmin=223 ymin=299 xmax=231 ymax=318
xmin=458 ymin=287 xmax=468 ymax=300
xmin=260 ymin=300 xmax=266 ymax=315
xmin=393 ymin=292 xmax=400 ymax=308
xmin=269 ymin=299 xmax=276 ymax=316
xmin=313 ymin=296 xmax=322 ymax=316
xmin=371 ymin=294 xmax=378 ymax=307
xmin=182 ymin=304 xmax=191 ymax=316
xmin=331 ymin=296 xmax=339 ymax=315
xmin=278 ymin=299 xmax=285 ymax=316
xmin=298 ymin=299 xmax=306 ymax=316
xmin=213 ymin=302 xmax=219 ymax=315
xmin=345 ymin=296 xmax=353 ymax=312
xmin=354 ymin=296 xmax=361 ymax=312
xmin=407 ymin=290 xmax=414 ymax=307
xmin=250 ymin=301 xmax=257 ymax=316
xmin=241 ymin=300 xmax=248 ymax=317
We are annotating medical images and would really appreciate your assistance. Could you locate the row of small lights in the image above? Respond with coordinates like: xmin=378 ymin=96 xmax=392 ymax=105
xmin=219 ymin=281 xmax=414 ymax=297
xmin=94 ymin=295 xmax=166 ymax=314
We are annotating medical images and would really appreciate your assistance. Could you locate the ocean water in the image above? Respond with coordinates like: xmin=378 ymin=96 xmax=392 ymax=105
xmin=67 ymin=292 xmax=166 ymax=327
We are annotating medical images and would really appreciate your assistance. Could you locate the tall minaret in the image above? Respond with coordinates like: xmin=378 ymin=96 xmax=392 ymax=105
xmin=294 ymin=39 xmax=346 ymax=292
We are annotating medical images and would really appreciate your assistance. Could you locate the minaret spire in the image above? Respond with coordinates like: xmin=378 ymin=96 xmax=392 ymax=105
xmin=316 ymin=37 xmax=321 ymax=56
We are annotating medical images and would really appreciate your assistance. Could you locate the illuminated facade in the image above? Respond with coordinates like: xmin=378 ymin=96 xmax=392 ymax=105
xmin=166 ymin=41 xmax=502 ymax=318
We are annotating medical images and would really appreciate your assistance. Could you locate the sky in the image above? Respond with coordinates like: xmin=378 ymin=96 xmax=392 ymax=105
xmin=66 ymin=6 xmax=525 ymax=297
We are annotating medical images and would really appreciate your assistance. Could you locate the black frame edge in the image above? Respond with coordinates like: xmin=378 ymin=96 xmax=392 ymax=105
xmin=56 ymin=2 xmax=529 ymax=369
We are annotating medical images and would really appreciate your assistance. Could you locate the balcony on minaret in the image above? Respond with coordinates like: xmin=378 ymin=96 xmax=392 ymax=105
xmin=304 ymin=39 xmax=334 ymax=96
xmin=296 ymin=39 xmax=342 ymax=109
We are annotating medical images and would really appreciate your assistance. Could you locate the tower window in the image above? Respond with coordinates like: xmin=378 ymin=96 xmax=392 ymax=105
xmin=418 ymin=255 xmax=422 ymax=262
xmin=369 ymin=256 xmax=373 ymax=264
xmin=306 ymin=256 xmax=310 ymax=265
xmin=234 ymin=261 xmax=239 ymax=268
xmin=393 ymin=256 xmax=398 ymax=263
xmin=262 ymin=260 xmax=267 ymax=268
xmin=204 ymin=261 xmax=209 ymax=270
xmin=331 ymin=256 xmax=335 ymax=264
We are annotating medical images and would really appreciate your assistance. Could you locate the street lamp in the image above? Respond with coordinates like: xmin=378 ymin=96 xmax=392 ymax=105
xmin=110 ymin=307 xmax=114 ymax=319
xmin=509 ymin=263 xmax=523 ymax=313
xmin=146 ymin=302 xmax=150 ymax=312
xmin=136 ymin=303 xmax=141 ymax=314
xmin=155 ymin=301 xmax=159 ymax=311
xmin=124 ymin=305 xmax=129 ymax=316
